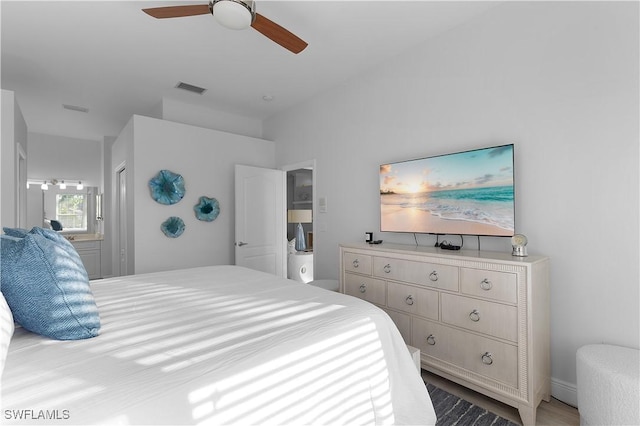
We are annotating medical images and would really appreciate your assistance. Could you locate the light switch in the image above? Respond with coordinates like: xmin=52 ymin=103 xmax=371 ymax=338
xmin=319 ymin=196 xmax=327 ymax=213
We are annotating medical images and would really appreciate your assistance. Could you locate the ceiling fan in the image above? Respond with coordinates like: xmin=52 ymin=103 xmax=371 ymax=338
xmin=142 ymin=0 xmax=308 ymax=54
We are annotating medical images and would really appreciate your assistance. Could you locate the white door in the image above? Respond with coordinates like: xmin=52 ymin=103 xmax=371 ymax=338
xmin=235 ymin=164 xmax=286 ymax=277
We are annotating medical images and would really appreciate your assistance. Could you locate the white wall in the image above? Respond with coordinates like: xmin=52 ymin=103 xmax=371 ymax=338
xmin=264 ymin=1 xmax=639 ymax=405
xmin=101 ymin=136 xmax=116 ymax=277
xmin=153 ymin=97 xmax=263 ymax=139
xmin=27 ymin=132 xmax=102 ymax=187
xmin=1 ymin=89 xmax=28 ymax=229
xmin=127 ymin=115 xmax=275 ymax=274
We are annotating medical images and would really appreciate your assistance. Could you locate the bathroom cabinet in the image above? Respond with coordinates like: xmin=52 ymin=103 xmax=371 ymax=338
xmin=71 ymin=239 xmax=102 ymax=280
xmin=339 ymin=242 xmax=550 ymax=426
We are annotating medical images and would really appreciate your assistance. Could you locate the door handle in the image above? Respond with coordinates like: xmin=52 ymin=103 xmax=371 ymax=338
xmin=237 ymin=241 xmax=248 ymax=246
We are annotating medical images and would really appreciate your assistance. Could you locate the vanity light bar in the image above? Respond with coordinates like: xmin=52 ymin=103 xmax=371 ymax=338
xmin=27 ymin=180 xmax=86 ymax=190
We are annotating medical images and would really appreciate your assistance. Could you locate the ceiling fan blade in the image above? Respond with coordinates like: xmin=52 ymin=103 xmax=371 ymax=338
xmin=142 ymin=4 xmax=210 ymax=19
xmin=251 ymin=13 xmax=307 ymax=54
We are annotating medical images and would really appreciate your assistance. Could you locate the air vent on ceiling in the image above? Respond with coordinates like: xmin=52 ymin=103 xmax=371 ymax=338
xmin=175 ymin=81 xmax=207 ymax=95
xmin=62 ymin=104 xmax=89 ymax=113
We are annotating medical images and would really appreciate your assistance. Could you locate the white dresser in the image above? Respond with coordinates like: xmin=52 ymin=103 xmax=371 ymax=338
xmin=339 ymin=242 xmax=550 ymax=426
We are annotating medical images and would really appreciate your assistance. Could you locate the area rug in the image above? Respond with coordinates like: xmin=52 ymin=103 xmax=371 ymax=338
xmin=425 ymin=382 xmax=520 ymax=426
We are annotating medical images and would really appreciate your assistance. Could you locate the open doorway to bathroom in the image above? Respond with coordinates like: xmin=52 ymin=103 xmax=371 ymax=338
xmin=284 ymin=161 xmax=315 ymax=283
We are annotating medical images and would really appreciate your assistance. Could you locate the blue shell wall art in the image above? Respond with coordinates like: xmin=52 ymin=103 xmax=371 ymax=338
xmin=149 ymin=170 xmax=185 ymax=205
xmin=161 ymin=216 xmax=185 ymax=238
xmin=194 ymin=196 xmax=220 ymax=222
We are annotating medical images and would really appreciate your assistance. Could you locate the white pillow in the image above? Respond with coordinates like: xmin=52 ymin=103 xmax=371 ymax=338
xmin=0 ymin=291 xmax=14 ymax=378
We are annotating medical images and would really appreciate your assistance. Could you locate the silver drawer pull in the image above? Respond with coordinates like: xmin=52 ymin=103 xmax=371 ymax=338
xmin=359 ymin=284 xmax=366 ymax=293
xmin=480 ymin=278 xmax=492 ymax=290
xmin=469 ymin=309 xmax=480 ymax=322
xmin=383 ymin=264 xmax=391 ymax=273
xmin=405 ymin=295 xmax=414 ymax=306
xmin=352 ymin=259 xmax=359 ymax=268
xmin=429 ymin=271 xmax=438 ymax=282
xmin=481 ymin=352 xmax=493 ymax=365
xmin=426 ymin=334 xmax=436 ymax=345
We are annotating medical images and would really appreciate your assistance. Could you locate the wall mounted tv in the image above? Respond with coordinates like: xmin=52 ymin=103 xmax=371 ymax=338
xmin=380 ymin=144 xmax=515 ymax=237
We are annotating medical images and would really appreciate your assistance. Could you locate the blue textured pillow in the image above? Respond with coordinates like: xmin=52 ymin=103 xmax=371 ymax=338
xmin=2 ymin=227 xmax=29 ymax=238
xmin=0 ymin=229 xmax=100 ymax=340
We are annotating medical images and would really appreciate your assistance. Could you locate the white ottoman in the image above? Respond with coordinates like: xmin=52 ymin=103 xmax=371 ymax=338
xmin=577 ymin=344 xmax=640 ymax=426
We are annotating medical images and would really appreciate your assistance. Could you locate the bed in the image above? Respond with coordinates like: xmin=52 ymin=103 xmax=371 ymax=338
xmin=1 ymin=264 xmax=436 ymax=425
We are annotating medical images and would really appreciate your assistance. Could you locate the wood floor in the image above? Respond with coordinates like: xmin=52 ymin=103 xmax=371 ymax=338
xmin=422 ymin=370 xmax=580 ymax=426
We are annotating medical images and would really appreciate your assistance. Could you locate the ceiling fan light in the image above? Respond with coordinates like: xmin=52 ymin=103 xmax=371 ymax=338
xmin=212 ymin=0 xmax=253 ymax=30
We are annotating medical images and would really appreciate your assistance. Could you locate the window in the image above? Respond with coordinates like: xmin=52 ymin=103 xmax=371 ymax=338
xmin=56 ymin=194 xmax=87 ymax=231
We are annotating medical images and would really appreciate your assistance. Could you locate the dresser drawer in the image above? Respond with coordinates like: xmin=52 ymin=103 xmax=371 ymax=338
xmin=344 ymin=273 xmax=386 ymax=306
xmin=343 ymin=252 xmax=372 ymax=275
xmin=373 ymin=257 xmax=459 ymax=291
xmin=388 ymin=282 xmax=438 ymax=320
xmin=385 ymin=309 xmax=411 ymax=343
xmin=441 ymin=294 xmax=518 ymax=342
xmin=461 ymin=268 xmax=517 ymax=304
xmin=412 ymin=318 xmax=518 ymax=388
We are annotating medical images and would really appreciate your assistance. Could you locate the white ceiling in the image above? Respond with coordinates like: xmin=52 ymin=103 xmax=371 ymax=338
xmin=1 ymin=1 xmax=501 ymax=141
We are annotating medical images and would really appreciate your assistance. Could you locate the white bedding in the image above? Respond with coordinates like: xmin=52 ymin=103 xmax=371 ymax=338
xmin=1 ymin=265 xmax=436 ymax=425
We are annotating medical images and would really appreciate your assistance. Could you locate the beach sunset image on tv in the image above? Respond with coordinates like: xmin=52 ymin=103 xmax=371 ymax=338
xmin=380 ymin=144 xmax=515 ymax=237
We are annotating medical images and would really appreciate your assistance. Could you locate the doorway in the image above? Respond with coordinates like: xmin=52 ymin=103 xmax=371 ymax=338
xmin=115 ymin=163 xmax=128 ymax=276
xmin=283 ymin=160 xmax=315 ymax=283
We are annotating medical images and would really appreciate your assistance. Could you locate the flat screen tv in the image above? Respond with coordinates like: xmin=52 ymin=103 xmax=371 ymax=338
xmin=380 ymin=144 xmax=515 ymax=237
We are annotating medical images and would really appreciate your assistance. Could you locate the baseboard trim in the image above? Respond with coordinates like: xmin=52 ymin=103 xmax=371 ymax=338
xmin=552 ymin=377 xmax=578 ymax=408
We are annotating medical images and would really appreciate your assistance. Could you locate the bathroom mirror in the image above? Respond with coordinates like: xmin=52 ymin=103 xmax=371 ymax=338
xmin=26 ymin=184 xmax=100 ymax=234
